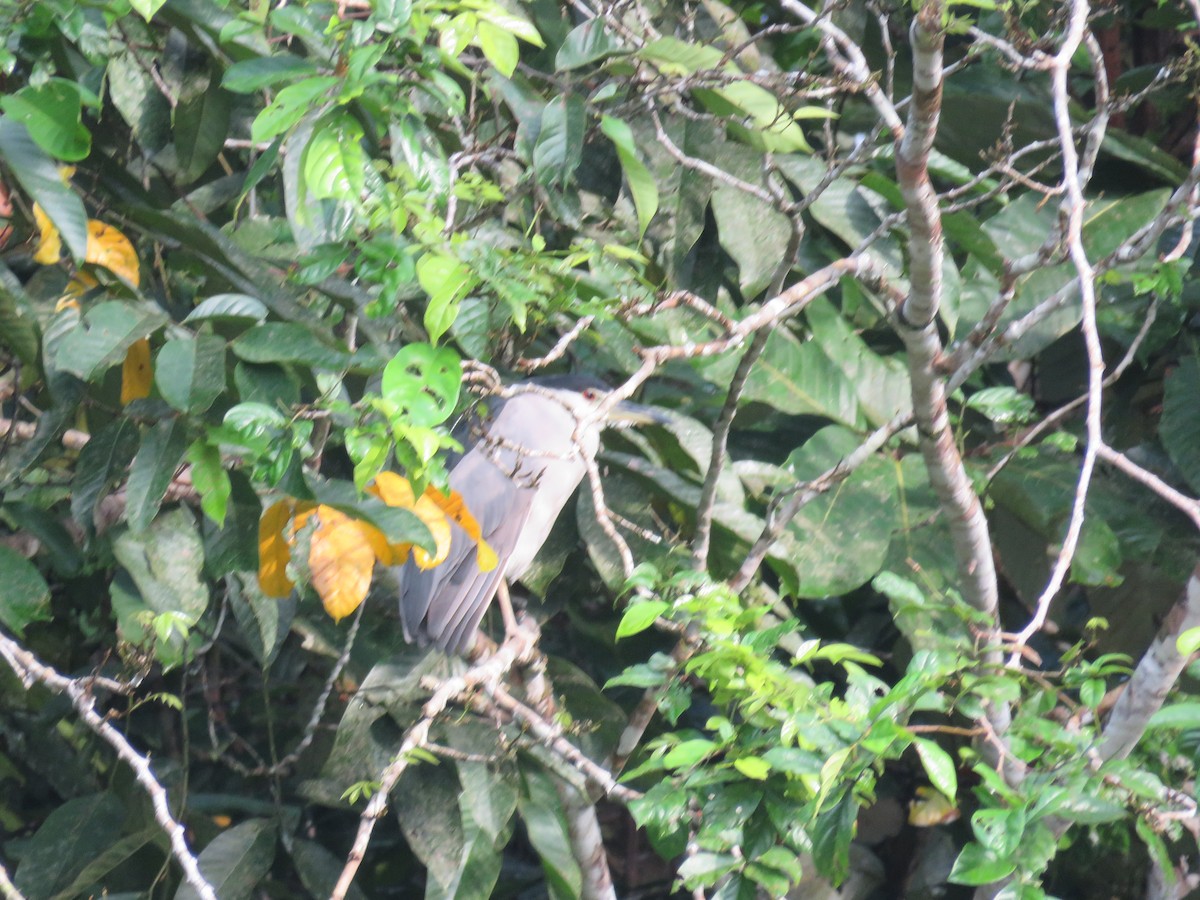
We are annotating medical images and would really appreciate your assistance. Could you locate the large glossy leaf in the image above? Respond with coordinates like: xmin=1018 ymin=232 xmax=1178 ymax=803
xmin=1160 ymin=354 xmax=1200 ymax=495
xmin=231 ymin=322 xmax=349 ymax=369
xmin=0 ymin=117 xmax=88 ymax=261
xmin=0 ymin=79 xmax=91 ymax=161
xmin=54 ymin=302 xmax=168 ymax=382
xmin=0 ymin=544 xmax=51 ymax=636
xmin=251 ymin=76 xmax=338 ymax=143
xmin=600 ymin=116 xmax=658 ymax=242
xmin=282 ymin=111 xmax=353 ymax=251
xmin=14 ymin=793 xmax=126 ymax=900
xmin=518 ymin=762 xmax=583 ymax=900
xmin=533 ymin=93 xmax=585 ymax=186
xmin=699 ymin=328 xmax=863 ymax=426
xmin=107 ymin=51 xmax=172 ymax=152
xmin=303 ymin=111 xmax=366 ymax=202
xmin=112 ymin=507 xmax=210 ymax=633
xmin=707 ymin=140 xmax=792 ymax=296
xmin=174 ymin=819 xmax=277 ymax=900
xmin=126 ymin=418 xmax=190 ymax=532
xmin=71 ymin=418 xmax=140 ymax=533
xmin=774 ymin=425 xmax=899 ymax=598
xmin=155 ymin=334 xmax=227 ymax=414
xmin=556 ymin=18 xmax=624 ymax=69
xmin=805 ymin=297 xmax=911 ymax=427
xmin=223 ymin=55 xmax=321 ymax=93
xmin=774 ymin=157 xmax=903 ymax=277
xmin=0 ymin=262 xmax=40 ymax=365
xmin=960 ymin=189 xmax=1172 ymax=358
xmin=989 ymin=457 xmax=1124 ymax=589
xmin=175 ymin=70 xmax=232 ymax=184
xmin=289 ymin=839 xmax=367 ymax=900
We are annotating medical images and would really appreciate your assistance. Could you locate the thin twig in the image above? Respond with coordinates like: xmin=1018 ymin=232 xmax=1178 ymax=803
xmin=0 ymin=631 xmax=216 ymax=900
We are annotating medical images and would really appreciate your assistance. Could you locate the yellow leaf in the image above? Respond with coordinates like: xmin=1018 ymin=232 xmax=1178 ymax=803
xmin=308 ymin=505 xmax=376 ymax=622
xmin=426 ymin=487 xmax=496 ymax=572
xmin=369 ymin=471 xmax=416 ymax=507
xmin=410 ymin=493 xmax=452 ymax=569
xmin=908 ymin=786 xmax=960 ymax=827
xmin=32 ymin=203 xmax=61 ymax=264
xmin=475 ymin=538 xmax=498 ymax=573
xmin=357 ymin=520 xmax=395 ymax=565
xmin=85 ymin=220 xmax=139 ymax=286
xmin=121 ymin=337 xmax=152 ymax=404
xmin=258 ymin=499 xmax=296 ymax=598
xmin=368 ymin=472 xmax=452 ymax=570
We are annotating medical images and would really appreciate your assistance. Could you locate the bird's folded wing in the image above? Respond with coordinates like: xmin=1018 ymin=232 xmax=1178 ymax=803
xmin=399 ymin=450 xmax=535 ymax=651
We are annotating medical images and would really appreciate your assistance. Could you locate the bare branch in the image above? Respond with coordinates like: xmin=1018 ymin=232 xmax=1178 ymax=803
xmin=1097 ymin=566 xmax=1200 ymax=762
xmin=0 ymin=631 xmax=216 ymax=900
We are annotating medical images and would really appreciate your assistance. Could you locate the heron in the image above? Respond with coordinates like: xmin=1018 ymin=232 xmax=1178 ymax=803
xmin=398 ymin=375 xmax=664 ymax=654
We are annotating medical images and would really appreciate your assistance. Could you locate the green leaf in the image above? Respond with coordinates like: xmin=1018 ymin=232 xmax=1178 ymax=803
xmin=0 ymin=265 xmax=40 ymax=366
xmin=773 ymin=426 xmax=898 ymax=598
xmin=203 ymin=473 xmax=263 ymax=578
xmin=476 ymin=8 xmax=542 ymax=45
xmin=380 ymin=343 xmax=462 ymax=427
xmin=187 ymin=441 xmax=231 ymax=527
xmin=1161 ymin=355 xmax=1200 ymax=496
xmin=14 ymin=793 xmax=126 ymax=899
xmin=556 ymin=19 xmax=623 ymax=70
xmin=174 ymin=819 xmax=277 ymax=900
xmin=810 ymin=792 xmax=857 ymax=883
xmin=732 ymin=756 xmax=771 ymax=780
xmin=108 ymin=51 xmax=171 ymax=152
xmin=0 ymin=117 xmax=89 ymax=261
xmin=114 ymin=508 xmax=210 ymax=622
xmin=47 ymin=827 xmax=159 ymax=900
xmin=223 ymin=56 xmax=321 ymax=93
xmin=533 ymin=94 xmax=585 ymax=187
xmin=126 ymin=419 xmax=190 ymax=532
xmin=664 ymin=738 xmax=718 ymax=769
xmin=913 ymin=737 xmax=958 ymax=801
xmin=616 ymin=599 xmax=668 ymax=639
xmin=175 ymin=72 xmax=232 ymax=184
xmin=290 ymin=839 xmax=367 ymax=900
xmin=518 ymin=764 xmax=582 ymax=900
xmin=948 ymin=842 xmax=1016 ymax=886
xmin=184 ymin=293 xmax=270 ymax=324
xmin=55 ymin=302 xmax=168 ymax=382
xmin=303 ymin=111 xmax=366 ymax=201
xmin=71 ymin=418 xmax=140 ymax=533
xmin=416 ymin=255 xmax=476 ymax=344
xmin=1147 ymin=702 xmax=1200 ymax=730
xmin=129 ymin=0 xmax=168 ymax=20
xmin=231 ymin=322 xmax=350 ymax=370
xmin=0 ymin=544 xmax=51 ymax=635
xmin=155 ymin=335 xmax=227 ymax=414
xmin=0 ymin=80 xmax=90 ymax=161
xmin=2 ymin=503 xmax=83 ymax=577
xmin=476 ymin=20 xmax=520 ymax=78
xmin=251 ymin=76 xmax=338 ymax=143
xmin=600 ymin=116 xmax=658 ymax=241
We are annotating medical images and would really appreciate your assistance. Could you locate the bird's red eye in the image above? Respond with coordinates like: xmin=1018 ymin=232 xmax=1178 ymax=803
xmin=583 ymin=388 xmax=598 ymax=400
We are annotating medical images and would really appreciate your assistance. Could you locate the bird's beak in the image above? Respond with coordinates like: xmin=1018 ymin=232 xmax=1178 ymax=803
xmin=606 ymin=400 xmax=672 ymax=429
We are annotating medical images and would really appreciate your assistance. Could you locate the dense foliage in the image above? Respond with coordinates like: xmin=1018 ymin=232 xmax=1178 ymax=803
xmin=1 ymin=0 xmax=1200 ymax=897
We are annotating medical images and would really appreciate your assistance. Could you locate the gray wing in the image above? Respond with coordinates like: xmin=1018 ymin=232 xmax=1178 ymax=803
xmin=398 ymin=449 xmax=534 ymax=653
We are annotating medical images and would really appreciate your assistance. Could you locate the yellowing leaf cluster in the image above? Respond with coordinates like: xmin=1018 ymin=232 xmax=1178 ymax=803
xmin=31 ymin=176 xmax=149 ymax=404
xmin=257 ymin=475 xmax=497 ymax=623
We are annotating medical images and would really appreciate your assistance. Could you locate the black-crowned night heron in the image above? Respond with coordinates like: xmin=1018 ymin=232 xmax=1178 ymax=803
xmin=399 ymin=375 xmax=662 ymax=653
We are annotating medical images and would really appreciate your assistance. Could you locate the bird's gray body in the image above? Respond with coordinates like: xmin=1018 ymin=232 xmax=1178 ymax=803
xmin=398 ymin=383 xmax=604 ymax=653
